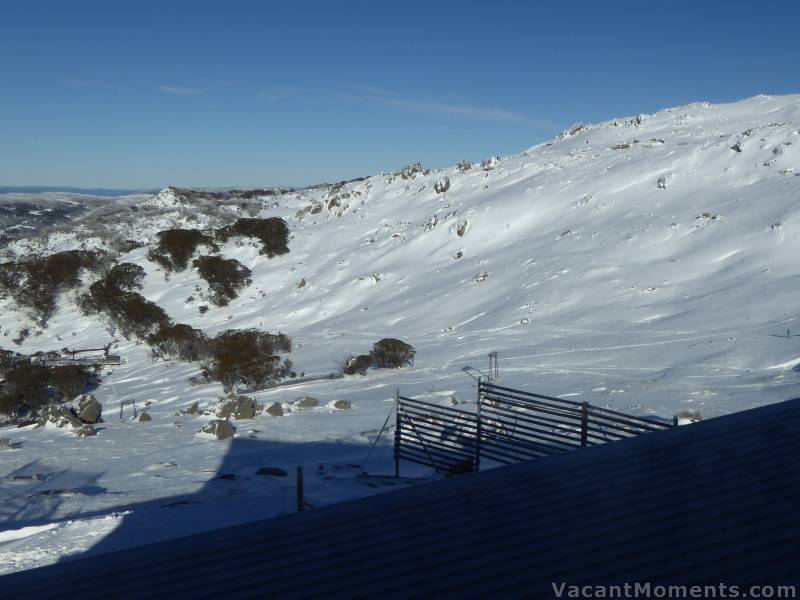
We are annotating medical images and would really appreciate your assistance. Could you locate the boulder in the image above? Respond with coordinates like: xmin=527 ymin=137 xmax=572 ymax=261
xmin=266 ymin=402 xmax=284 ymax=417
xmin=138 ymin=412 xmax=152 ymax=422
xmin=257 ymin=467 xmax=288 ymax=477
xmin=202 ymin=419 xmax=235 ymax=440
xmin=74 ymin=394 xmax=102 ymax=424
xmin=76 ymin=424 xmax=97 ymax=437
xmin=187 ymin=401 xmax=201 ymax=415
xmin=294 ymin=396 xmax=320 ymax=408
xmin=333 ymin=400 xmax=352 ymax=410
xmin=434 ymin=176 xmax=450 ymax=194
xmin=217 ymin=396 xmax=257 ymax=420
xmin=38 ymin=405 xmax=82 ymax=429
xmin=675 ymin=410 xmax=703 ymax=425
xmin=481 ymin=156 xmax=500 ymax=171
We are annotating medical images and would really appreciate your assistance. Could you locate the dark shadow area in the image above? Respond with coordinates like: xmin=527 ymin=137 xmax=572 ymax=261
xmin=22 ymin=436 xmax=409 ymax=563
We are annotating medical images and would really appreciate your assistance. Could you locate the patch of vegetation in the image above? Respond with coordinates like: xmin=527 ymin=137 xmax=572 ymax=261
xmin=343 ymin=354 xmax=372 ymax=376
xmin=206 ymin=329 xmax=292 ymax=393
xmin=192 ymin=255 xmax=252 ymax=307
xmin=102 ymin=263 xmax=146 ymax=292
xmin=79 ymin=263 xmax=169 ymax=338
xmin=148 ymin=323 xmax=209 ymax=361
xmin=147 ymin=228 xmax=217 ymax=273
xmin=217 ymin=218 xmax=289 ymax=257
xmin=0 ymin=362 xmax=89 ymax=419
xmin=372 ymin=338 xmax=416 ymax=369
xmin=0 ymin=250 xmax=107 ymax=326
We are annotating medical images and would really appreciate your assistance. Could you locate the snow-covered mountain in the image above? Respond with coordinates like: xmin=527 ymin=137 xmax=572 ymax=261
xmin=1 ymin=94 xmax=799 ymax=572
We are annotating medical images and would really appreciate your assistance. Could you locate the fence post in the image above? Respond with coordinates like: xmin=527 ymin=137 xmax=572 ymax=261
xmin=580 ymin=401 xmax=589 ymax=447
xmin=296 ymin=466 xmax=304 ymax=511
xmin=672 ymin=415 xmax=679 ymax=428
xmin=475 ymin=378 xmax=483 ymax=472
xmin=394 ymin=388 xmax=400 ymax=478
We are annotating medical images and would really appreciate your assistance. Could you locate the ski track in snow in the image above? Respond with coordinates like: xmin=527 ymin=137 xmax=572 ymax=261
xmin=2 ymin=94 xmax=800 ymax=572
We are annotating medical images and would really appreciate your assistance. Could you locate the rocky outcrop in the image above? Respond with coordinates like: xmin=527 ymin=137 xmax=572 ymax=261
xmin=74 ymin=394 xmax=102 ymax=424
xmin=266 ymin=402 xmax=284 ymax=417
xmin=138 ymin=412 xmax=152 ymax=422
xmin=294 ymin=396 xmax=319 ymax=408
xmin=333 ymin=400 xmax=352 ymax=410
xmin=481 ymin=156 xmax=500 ymax=171
xmin=76 ymin=424 xmax=97 ymax=437
xmin=201 ymin=419 xmax=235 ymax=440
xmin=216 ymin=396 xmax=257 ymax=420
xmin=434 ymin=176 xmax=450 ymax=194
xmin=37 ymin=405 xmax=82 ymax=429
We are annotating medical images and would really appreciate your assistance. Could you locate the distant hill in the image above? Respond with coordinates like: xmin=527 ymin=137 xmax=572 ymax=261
xmin=0 ymin=186 xmax=156 ymax=197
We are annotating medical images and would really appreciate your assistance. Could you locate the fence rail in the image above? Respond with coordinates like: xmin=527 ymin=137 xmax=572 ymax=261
xmin=394 ymin=380 xmax=674 ymax=475
xmin=395 ymin=394 xmax=478 ymax=475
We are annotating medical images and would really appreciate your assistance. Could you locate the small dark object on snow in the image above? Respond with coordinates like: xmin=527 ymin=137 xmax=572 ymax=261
xmin=257 ymin=467 xmax=288 ymax=477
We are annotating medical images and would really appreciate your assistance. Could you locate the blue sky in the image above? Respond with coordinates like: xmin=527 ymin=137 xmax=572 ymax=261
xmin=1 ymin=0 xmax=798 ymax=189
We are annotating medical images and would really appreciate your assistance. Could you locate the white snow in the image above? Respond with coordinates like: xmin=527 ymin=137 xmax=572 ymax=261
xmin=2 ymin=94 xmax=800 ymax=572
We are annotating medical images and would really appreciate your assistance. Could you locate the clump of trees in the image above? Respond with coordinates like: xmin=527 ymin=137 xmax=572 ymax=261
xmin=192 ymin=255 xmax=252 ymax=306
xmin=372 ymin=338 xmax=416 ymax=368
xmin=0 ymin=355 xmax=89 ymax=419
xmin=0 ymin=250 xmax=108 ymax=326
xmin=147 ymin=323 xmax=208 ymax=362
xmin=79 ymin=263 xmax=169 ymax=338
xmin=341 ymin=338 xmax=416 ymax=376
xmin=204 ymin=329 xmax=293 ymax=393
xmin=217 ymin=218 xmax=289 ymax=257
xmin=147 ymin=228 xmax=217 ymax=273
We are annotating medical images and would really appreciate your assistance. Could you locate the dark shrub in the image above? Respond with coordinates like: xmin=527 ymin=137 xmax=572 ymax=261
xmin=102 ymin=292 xmax=170 ymax=338
xmin=148 ymin=323 xmax=209 ymax=361
xmin=0 ymin=363 xmax=89 ymax=417
xmin=0 ymin=349 xmax=29 ymax=376
xmin=79 ymin=262 xmax=169 ymax=339
xmin=372 ymin=338 xmax=415 ymax=368
xmin=192 ymin=255 xmax=252 ymax=306
xmin=147 ymin=229 xmax=217 ymax=272
xmin=343 ymin=354 xmax=372 ymax=376
xmin=217 ymin=218 xmax=290 ymax=257
xmin=45 ymin=365 xmax=90 ymax=402
xmin=103 ymin=263 xmax=146 ymax=292
xmin=0 ymin=250 xmax=107 ymax=325
xmin=207 ymin=329 xmax=292 ymax=393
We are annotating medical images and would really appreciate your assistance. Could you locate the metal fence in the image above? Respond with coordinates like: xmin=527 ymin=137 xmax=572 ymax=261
xmin=394 ymin=380 xmax=674 ymax=475
xmin=394 ymin=394 xmax=479 ymax=475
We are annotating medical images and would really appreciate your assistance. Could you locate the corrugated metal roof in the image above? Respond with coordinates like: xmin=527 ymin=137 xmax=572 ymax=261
xmin=2 ymin=398 xmax=799 ymax=599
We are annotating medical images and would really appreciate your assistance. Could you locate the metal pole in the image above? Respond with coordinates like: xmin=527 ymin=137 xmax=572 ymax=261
xmin=580 ymin=402 xmax=589 ymax=447
xmin=360 ymin=403 xmax=394 ymax=474
xmin=394 ymin=388 xmax=401 ymax=478
xmin=296 ymin=466 xmax=304 ymax=511
xmin=475 ymin=377 xmax=483 ymax=472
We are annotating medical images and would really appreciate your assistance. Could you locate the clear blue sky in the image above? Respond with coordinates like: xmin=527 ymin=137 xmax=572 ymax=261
xmin=1 ymin=0 xmax=798 ymax=189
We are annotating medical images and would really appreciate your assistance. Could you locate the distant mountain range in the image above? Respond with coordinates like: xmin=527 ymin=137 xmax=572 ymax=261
xmin=0 ymin=186 xmax=157 ymax=197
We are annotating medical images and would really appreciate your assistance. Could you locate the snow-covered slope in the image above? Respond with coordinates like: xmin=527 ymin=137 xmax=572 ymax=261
xmin=2 ymin=94 xmax=799 ymax=572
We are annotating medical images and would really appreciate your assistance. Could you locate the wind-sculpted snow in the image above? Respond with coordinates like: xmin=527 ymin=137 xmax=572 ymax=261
xmin=1 ymin=94 xmax=800 ymax=573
